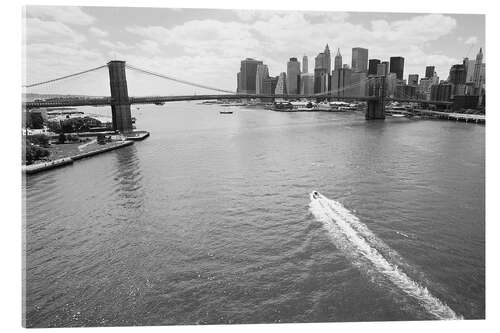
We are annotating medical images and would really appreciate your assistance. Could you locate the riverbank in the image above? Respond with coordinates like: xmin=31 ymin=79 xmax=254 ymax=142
xmin=23 ymin=140 xmax=134 ymax=175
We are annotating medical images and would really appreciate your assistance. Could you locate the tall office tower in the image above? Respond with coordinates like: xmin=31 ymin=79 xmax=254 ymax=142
xmin=376 ymin=62 xmax=388 ymax=76
xmin=466 ymin=59 xmax=476 ymax=82
xmin=425 ymin=66 xmax=435 ymax=78
xmin=351 ymin=47 xmax=368 ymax=72
xmin=389 ymin=56 xmax=405 ymax=80
xmin=386 ymin=73 xmax=397 ymax=97
xmin=239 ymin=58 xmax=263 ymax=94
xmin=314 ymin=44 xmax=331 ymax=93
xmin=473 ymin=48 xmax=483 ymax=89
xmin=408 ymin=74 xmax=419 ymax=86
xmin=449 ymin=62 xmax=467 ymax=96
xmin=300 ymin=73 xmax=314 ymax=95
xmin=262 ymin=76 xmax=279 ymax=101
xmin=334 ymin=48 xmax=342 ymax=71
xmin=275 ymin=72 xmax=287 ymax=95
xmin=368 ymin=59 xmax=380 ymax=76
xmin=350 ymin=71 xmax=367 ymax=97
xmin=287 ymin=57 xmax=301 ymax=95
xmin=237 ymin=72 xmax=241 ymax=93
xmin=302 ymin=55 xmax=308 ymax=73
xmin=255 ymin=64 xmax=269 ymax=94
xmin=331 ymin=67 xmax=352 ymax=97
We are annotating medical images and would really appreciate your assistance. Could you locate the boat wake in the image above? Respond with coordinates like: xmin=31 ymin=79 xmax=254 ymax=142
xmin=308 ymin=191 xmax=462 ymax=320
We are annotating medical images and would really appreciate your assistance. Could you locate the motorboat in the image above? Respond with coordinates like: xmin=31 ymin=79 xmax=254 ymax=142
xmin=312 ymin=191 xmax=320 ymax=199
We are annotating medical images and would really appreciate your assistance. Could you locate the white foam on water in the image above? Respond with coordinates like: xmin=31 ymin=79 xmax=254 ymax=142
xmin=309 ymin=192 xmax=462 ymax=320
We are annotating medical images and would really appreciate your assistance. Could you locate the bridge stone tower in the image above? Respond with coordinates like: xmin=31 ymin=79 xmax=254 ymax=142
xmin=108 ymin=60 xmax=133 ymax=133
xmin=366 ymin=76 xmax=386 ymax=120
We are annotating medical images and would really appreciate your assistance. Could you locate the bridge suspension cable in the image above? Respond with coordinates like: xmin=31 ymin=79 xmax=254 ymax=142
xmin=23 ymin=65 xmax=108 ymax=88
xmin=125 ymin=64 xmax=236 ymax=95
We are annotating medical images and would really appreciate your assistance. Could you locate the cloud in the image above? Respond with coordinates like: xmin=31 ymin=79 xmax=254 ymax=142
xmin=26 ymin=6 xmax=95 ymax=25
xmin=89 ymin=27 xmax=109 ymax=38
xmin=24 ymin=18 xmax=86 ymax=44
xmin=464 ymin=36 xmax=478 ymax=45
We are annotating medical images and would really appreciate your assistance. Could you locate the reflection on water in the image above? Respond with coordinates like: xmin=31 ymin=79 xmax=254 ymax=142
xmin=24 ymin=103 xmax=484 ymax=327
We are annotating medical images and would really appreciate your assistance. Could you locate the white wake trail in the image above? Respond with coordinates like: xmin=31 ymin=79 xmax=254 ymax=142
xmin=309 ymin=192 xmax=462 ymax=320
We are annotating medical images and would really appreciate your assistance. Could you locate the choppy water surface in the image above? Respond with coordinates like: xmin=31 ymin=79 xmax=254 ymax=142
xmin=24 ymin=103 xmax=485 ymax=327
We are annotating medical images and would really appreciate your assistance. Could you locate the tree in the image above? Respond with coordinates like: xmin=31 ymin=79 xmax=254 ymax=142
xmin=58 ymin=132 xmax=66 ymax=144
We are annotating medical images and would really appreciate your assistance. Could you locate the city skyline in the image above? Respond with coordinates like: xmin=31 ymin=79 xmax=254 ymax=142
xmin=24 ymin=6 xmax=484 ymax=96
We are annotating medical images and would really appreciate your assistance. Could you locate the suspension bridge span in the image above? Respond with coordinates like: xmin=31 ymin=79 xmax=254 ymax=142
xmin=23 ymin=60 xmax=452 ymax=132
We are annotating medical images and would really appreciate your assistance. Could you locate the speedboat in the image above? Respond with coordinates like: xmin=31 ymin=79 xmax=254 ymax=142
xmin=312 ymin=191 xmax=320 ymax=199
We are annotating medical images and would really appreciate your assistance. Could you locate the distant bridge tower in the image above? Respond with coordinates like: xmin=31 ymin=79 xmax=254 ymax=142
xmin=108 ymin=60 xmax=133 ymax=132
xmin=366 ymin=76 xmax=386 ymax=120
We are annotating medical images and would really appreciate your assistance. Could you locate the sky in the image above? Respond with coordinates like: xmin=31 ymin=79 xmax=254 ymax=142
xmin=23 ymin=6 xmax=485 ymax=96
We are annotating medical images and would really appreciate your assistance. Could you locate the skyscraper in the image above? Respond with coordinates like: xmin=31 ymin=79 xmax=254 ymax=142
xmin=302 ymin=55 xmax=308 ymax=73
xmin=368 ymin=59 xmax=380 ymax=76
xmin=331 ymin=67 xmax=352 ymax=97
xmin=408 ymin=74 xmax=419 ymax=86
xmin=389 ymin=56 xmax=405 ymax=80
xmin=351 ymin=47 xmax=368 ymax=72
xmin=334 ymin=48 xmax=342 ymax=71
xmin=287 ymin=57 xmax=301 ymax=95
xmin=255 ymin=64 xmax=269 ymax=94
xmin=473 ymin=48 xmax=483 ymax=89
xmin=425 ymin=66 xmax=435 ymax=78
xmin=275 ymin=72 xmax=287 ymax=95
xmin=300 ymin=73 xmax=314 ymax=95
xmin=239 ymin=58 xmax=263 ymax=94
xmin=314 ymin=44 xmax=331 ymax=93
xmin=376 ymin=62 xmax=388 ymax=76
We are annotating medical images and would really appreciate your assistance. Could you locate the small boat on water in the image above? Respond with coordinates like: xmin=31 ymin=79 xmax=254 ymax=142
xmin=220 ymin=110 xmax=233 ymax=114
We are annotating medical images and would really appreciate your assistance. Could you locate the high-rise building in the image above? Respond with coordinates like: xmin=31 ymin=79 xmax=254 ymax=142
xmin=262 ymin=76 xmax=279 ymax=101
xmin=331 ymin=68 xmax=352 ymax=97
xmin=287 ymin=57 xmax=301 ymax=95
xmin=408 ymin=74 xmax=419 ymax=86
xmin=465 ymin=59 xmax=476 ymax=83
xmin=238 ymin=58 xmax=263 ymax=94
xmin=431 ymin=83 xmax=453 ymax=101
xmin=275 ymin=72 xmax=287 ymax=95
xmin=368 ymin=59 xmax=380 ymax=76
xmin=377 ymin=62 xmax=389 ymax=76
xmin=351 ymin=47 xmax=368 ymax=72
xmin=334 ymin=48 xmax=342 ymax=71
xmin=473 ymin=48 xmax=483 ymax=89
xmin=255 ymin=64 xmax=269 ymax=94
xmin=386 ymin=73 xmax=397 ymax=97
xmin=314 ymin=44 xmax=331 ymax=93
xmin=302 ymin=55 xmax=308 ymax=73
xmin=300 ymin=73 xmax=314 ymax=95
xmin=395 ymin=84 xmax=416 ymax=99
xmin=390 ymin=57 xmax=404 ymax=80
xmin=237 ymin=72 xmax=241 ymax=93
xmin=350 ymin=71 xmax=367 ymax=97
xmin=425 ymin=66 xmax=435 ymax=78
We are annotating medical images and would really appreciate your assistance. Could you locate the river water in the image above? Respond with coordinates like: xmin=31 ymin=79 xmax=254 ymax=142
xmin=24 ymin=102 xmax=485 ymax=327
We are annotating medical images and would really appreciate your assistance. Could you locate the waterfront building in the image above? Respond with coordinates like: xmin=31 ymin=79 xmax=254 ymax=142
xmin=425 ymin=66 xmax=435 ymax=78
xmin=351 ymin=47 xmax=368 ymax=72
xmin=430 ymin=83 xmax=453 ymax=101
xmin=376 ymin=62 xmax=389 ymax=76
xmin=465 ymin=59 xmax=476 ymax=83
xmin=408 ymin=74 xmax=419 ymax=87
xmin=334 ymin=48 xmax=342 ymax=71
xmin=386 ymin=73 xmax=397 ymax=97
xmin=263 ymin=76 xmax=279 ymax=95
xmin=473 ymin=48 xmax=483 ymax=89
xmin=449 ymin=62 xmax=467 ymax=96
xmin=368 ymin=59 xmax=380 ymax=76
xmin=287 ymin=57 xmax=301 ymax=95
xmin=300 ymin=73 xmax=314 ymax=95
xmin=275 ymin=72 xmax=287 ymax=95
xmin=314 ymin=44 xmax=331 ymax=93
xmin=236 ymin=72 xmax=241 ymax=93
xmin=239 ymin=58 xmax=263 ymax=94
xmin=302 ymin=55 xmax=308 ymax=73
xmin=331 ymin=67 xmax=352 ymax=97
xmin=390 ymin=56 xmax=405 ymax=80
xmin=255 ymin=64 xmax=269 ymax=95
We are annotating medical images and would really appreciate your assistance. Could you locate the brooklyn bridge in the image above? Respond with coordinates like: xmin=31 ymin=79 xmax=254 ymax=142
xmin=23 ymin=60 xmax=453 ymax=132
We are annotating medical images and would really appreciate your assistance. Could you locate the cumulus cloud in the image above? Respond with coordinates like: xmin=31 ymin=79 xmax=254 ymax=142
xmin=26 ymin=6 xmax=95 ymax=25
xmin=24 ymin=18 xmax=86 ymax=44
xmin=464 ymin=36 xmax=478 ymax=45
xmin=89 ymin=27 xmax=109 ymax=38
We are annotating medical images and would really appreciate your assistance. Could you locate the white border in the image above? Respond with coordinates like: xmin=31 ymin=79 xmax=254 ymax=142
xmin=2 ymin=0 xmax=498 ymax=332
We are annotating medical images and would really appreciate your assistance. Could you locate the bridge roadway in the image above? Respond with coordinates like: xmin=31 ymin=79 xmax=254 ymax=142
xmin=23 ymin=94 xmax=452 ymax=109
